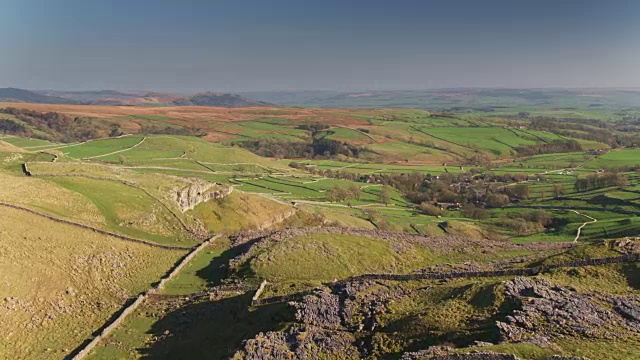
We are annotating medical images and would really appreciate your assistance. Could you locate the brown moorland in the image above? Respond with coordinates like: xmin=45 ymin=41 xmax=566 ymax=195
xmin=0 ymin=102 xmax=384 ymax=128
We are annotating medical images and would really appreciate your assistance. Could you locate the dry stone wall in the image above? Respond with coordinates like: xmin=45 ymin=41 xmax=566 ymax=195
xmin=70 ymin=234 xmax=221 ymax=359
xmin=0 ymin=202 xmax=190 ymax=251
xmin=21 ymin=163 xmax=31 ymax=176
xmin=346 ymin=253 xmax=640 ymax=282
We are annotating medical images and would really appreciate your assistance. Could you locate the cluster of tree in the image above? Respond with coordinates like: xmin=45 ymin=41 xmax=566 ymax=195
xmin=293 ymin=163 xmax=538 ymax=210
xmin=418 ymin=202 xmax=443 ymax=216
xmin=515 ymin=139 xmax=582 ymax=156
xmin=327 ymin=184 xmax=392 ymax=206
xmin=242 ymin=140 xmax=313 ymax=158
xmin=461 ymin=203 xmax=490 ymax=219
xmin=237 ymin=138 xmax=361 ymax=159
xmin=503 ymin=183 xmax=531 ymax=200
xmin=327 ymin=184 xmax=361 ymax=202
xmin=296 ymin=123 xmax=329 ymax=135
xmin=313 ymin=138 xmax=361 ymax=157
xmin=497 ymin=210 xmax=554 ymax=236
xmin=0 ymin=118 xmax=29 ymax=136
xmin=574 ymin=171 xmax=628 ymax=192
xmin=0 ymin=107 xmax=122 ymax=142
xmin=139 ymin=124 xmax=207 ymax=137
xmin=402 ymin=173 xmax=531 ymax=208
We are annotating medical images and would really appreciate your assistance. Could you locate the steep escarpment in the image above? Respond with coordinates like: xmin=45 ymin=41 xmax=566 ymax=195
xmin=172 ymin=181 xmax=233 ymax=212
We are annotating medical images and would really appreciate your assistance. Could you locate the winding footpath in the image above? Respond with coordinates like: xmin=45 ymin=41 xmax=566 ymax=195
xmin=572 ymin=210 xmax=598 ymax=243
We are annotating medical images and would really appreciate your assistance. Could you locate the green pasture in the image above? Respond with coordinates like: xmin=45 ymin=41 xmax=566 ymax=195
xmin=587 ymin=149 xmax=640 ymax=169
xmin=0 ymin=136 xmax=59 ymax=148
xmin=62 ymin=136 xmax=144 ymax=159
xmin=48 ymin=176 xmax=196 ymax=246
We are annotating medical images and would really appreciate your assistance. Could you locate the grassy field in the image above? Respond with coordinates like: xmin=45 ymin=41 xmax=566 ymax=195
xmin=49 ymin=176 xmax=196 ymax=245
xmin=245 ymin=233 xmax=437 ymax=281
xmin=161 ymin=238 xmax=232 ymax=295
xmin=62 ymin=136 xmax=145 ymax=159
xmin=0 ymin=207 xmax=185 ymax=360
xmin=0 ymin=135 xmax=59 ymax=148
xmin=0 ymin=172 xmax=105 ymax=225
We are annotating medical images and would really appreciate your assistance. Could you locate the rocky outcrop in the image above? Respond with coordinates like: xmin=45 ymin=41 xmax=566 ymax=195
xmin=291 ymin=288 xmax=343 ymax=330
xmin=229 ymin=227 xmax=574 ymax=254
xmin=256 ymin=209 xmax=297 ymax=230
xmin=401 ymin=351 xmax=587 ymax=360
xmin=614 ymin=237 xmax=640 ymax=254
xmin=402 ymin=351 xmax=519 ymax=360
xmin=233 ymin=325 xmax=359 ymax=360
xmin=497 ymin=277 xmax=640 ymax=344
xmin=172 ymin=182 xmax=233 ymax=212
xmin=236 ymin=281 xmax=410 ymax=359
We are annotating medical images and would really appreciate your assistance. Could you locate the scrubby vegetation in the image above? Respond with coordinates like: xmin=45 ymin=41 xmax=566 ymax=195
xmin=235 ymin=137 xmax=362 ymax=159
xmin=0 ymin=107 xmax=122 ymax=142
xmin=139 ymin=124 xmax=207 ymax=137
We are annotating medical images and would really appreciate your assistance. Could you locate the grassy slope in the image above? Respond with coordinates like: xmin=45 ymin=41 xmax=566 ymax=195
xmin=49 ymin=176 xmax=196 ymax=245
xmin=247 ymin=233 xmax=437 ymax=281
xmin=0 ymin=207 xmax=184 ymax=360
xmin=188 ymin=191 xmax=294 ymax=234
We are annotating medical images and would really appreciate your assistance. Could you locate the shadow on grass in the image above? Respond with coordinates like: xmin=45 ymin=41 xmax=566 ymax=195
xmin=374 ymin=282 xmax=518 ymax=359
xmin=621 ymin=263 xmax=640 ymax=290
xmin=195 ymin=237 xmax=263 ymax=287
xmin=140 ymin=292 xmax=294 ymax=359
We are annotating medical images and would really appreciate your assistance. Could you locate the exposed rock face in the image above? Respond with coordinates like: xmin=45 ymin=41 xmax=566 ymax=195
xmin=291 ymin=288 xmax=343 ymax=330
xmin=401 ymin=351 xmax=587 ymax=360
xmin=402 ymin=351 xmax=519 ymax=360
xmin=614 ymin=237 xmax=640 ymax=254
xmin=172 ymin=182 xmax=232 ymax=212
xmin=614 ymin=297 xmax=640 ymax=322
xmin=234 ymin=325 xmax=359 ymax=360
xmin=234 ymin=282 xmax=407 ymax=359
xmin=236 ymin=331 xmax=296 ymax=360
xmin=497 ymin=277 xmax=640 ymax=344
xmin=287 ymin=281 xmax=411 ymax=334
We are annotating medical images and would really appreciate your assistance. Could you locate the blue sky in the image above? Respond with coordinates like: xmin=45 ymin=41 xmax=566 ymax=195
xmin=2 ymin=0 xmax=639 ymax=92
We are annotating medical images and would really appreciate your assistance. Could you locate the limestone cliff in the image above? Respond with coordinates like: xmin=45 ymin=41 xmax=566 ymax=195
xmin=172 ymin=181 xmax=233 ymax=212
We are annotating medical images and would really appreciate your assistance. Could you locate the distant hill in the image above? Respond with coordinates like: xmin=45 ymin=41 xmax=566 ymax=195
xmin=242 ymin=88 xmax=640 ymax=113
xmin=0 ymin=88 xmax=81 ymax=105
xmin=35 ymin=89 xmax=274 ymax=107
xmin=38 ymin=90 xmax=146 ymax=105
xmin=172 ymin=92 xmax=273 ymax=107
